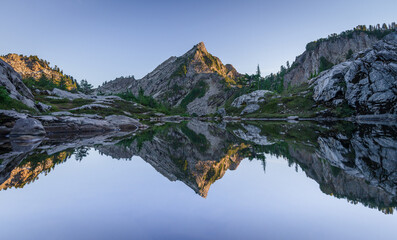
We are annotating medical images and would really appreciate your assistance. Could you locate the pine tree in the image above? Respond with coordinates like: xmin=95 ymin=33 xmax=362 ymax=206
xmin=256 ymin=64 xmax=261 ymax=77
xmin=79 ymin=79 xmax=93 ymax=94
xmin=256 ymin=65 xmax=261 ymax=90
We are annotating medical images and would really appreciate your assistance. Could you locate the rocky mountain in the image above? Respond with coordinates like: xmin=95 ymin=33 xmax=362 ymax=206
xmin=98 ymin=42 xmax=241 ymax=115
xmin=0 ymin=54 xmax=77 ymax=90
xmin=311 ymin=32 xmax=397 ymax=116
xmin=284 ymin=30 xmax=392 ymax=88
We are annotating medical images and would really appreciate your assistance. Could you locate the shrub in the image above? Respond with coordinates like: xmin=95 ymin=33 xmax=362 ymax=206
xmin=345 ymin=49 xmax=354 ymax=59
xmin=180 ymin=81 xmax=208 ymax=110
xmin=319 ymin=57 xmax=334 ymax=73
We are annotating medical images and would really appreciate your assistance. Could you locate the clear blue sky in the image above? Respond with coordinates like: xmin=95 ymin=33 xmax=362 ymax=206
xmin=1 ymin=0 xmax=396 ymax=87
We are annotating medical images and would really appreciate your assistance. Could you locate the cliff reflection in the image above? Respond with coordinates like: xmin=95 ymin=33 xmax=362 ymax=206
xmin=0 ymin=120 xmax=396 ymax=213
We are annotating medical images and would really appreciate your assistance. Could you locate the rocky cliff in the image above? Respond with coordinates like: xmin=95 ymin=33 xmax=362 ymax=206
xmin=311 ymin=32 xmax=397 ymax=116
xmin=284 ymin=31 xmax=385 ymax=88
xmin=0 ymin=59 xmax=37 ymax=110
xmin=98 ymin=42 xmax=240 ymax=115
xmin=0 ymin=54 xmax=77 ymax=90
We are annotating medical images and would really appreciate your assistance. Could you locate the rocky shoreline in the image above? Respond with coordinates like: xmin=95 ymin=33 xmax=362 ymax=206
xmin=3 ymin=109 xmax=396 ymax=139
xmin=0 ymin=109 xmax=147 ymax=138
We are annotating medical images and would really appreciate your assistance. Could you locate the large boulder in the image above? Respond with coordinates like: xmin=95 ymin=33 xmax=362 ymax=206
xmin=231 ymin=90 xmax=273 ymax=108
xmin=241 ymin=104 xmax=260 ymax=115
xmin=9 ymin=118 xmax=46 ymax=136
xmin=105 ymin=115 xmax=146 ymax=130
xmin=36 ymin=115 xmax=118 ymax=133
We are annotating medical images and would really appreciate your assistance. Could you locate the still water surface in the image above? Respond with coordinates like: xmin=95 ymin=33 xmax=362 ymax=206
xmin=0 ymin=121 xmax=396 ymax=239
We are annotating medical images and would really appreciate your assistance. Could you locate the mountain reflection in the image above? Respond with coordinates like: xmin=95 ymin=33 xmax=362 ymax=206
xmin=0 ymin=120 xmax=396 ymax=213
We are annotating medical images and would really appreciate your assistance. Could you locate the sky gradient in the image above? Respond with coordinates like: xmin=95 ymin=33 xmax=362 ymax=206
xmin=1 ymin=0 xmax=396 ymax=86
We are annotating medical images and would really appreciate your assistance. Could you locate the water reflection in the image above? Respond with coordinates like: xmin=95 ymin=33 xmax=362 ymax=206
xmin=0 ymin=120 xmax=396 ymax=213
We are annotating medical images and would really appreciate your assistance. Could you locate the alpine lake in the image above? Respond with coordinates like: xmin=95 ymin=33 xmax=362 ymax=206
xmin=0 ymin=120 xmax=396 ymax=240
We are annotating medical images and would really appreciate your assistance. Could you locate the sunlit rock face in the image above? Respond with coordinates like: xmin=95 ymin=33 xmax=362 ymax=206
xmin=0 ymin=54 xmax=77 ymax=90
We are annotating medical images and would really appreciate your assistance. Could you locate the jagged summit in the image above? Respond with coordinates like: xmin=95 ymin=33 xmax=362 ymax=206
xmin=195 ymin=42 xmax=207 ymax=52
xmin=98 ymin=42 xmax=241 ymax=115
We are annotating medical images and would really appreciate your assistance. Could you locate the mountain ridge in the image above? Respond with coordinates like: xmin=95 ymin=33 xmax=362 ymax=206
xmin=0 ymin=54 xmax=78 ymax=91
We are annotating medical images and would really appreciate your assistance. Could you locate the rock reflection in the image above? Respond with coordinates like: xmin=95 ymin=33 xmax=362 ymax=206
xmin=0 ymin=120 xmax=396 ymax=213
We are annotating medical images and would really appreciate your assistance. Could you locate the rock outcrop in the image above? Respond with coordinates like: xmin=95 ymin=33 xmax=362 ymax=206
xmin=0 ymin=109 xmax=145 ymax=136
xmin=231 ymin=90 xmax=273 ymax=108
xmin=98 ymin=42 xmax=241 ymax=115
xmin=96 ymin=76 xmax=136 ymax=95
xmin=311 ymin=32 xmax=397 ymax=115
xmin=284 ymin=31 xmax=382 ymax=87
xmin=230 ymin=90 xmax=273 ymax=114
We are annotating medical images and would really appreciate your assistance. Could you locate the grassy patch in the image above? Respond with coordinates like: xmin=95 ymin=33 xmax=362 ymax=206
xmin=332 ymin=102 xmax=355 ymax=118
xmin=35 ymin=96 xmax=95 ymax=112
xmin=0 ymin=86 xmax=35 ymax=112
xmin=180 ymin=123 xmax=209 ymax=152
xmin=179 ymin=81 xmax=208 ymax=110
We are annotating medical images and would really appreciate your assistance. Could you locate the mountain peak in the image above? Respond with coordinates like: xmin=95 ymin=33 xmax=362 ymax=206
xmin=195 ymin=42 xmax=207 ymax=52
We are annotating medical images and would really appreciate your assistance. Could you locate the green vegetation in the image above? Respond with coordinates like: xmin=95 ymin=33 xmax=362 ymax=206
xmin=345 ymin=49 xmax=354 ymax=59
xmin=224 ymin=83 xmax=328 ymax=118
xmin=179 ymin=81 xmax=208 ymax=110
xmin=23 ymin=75 xmax=58 ymax=91
xmin=78 ymin=79 xmax=93 ymax=94
xmin=234 ymin=63 xmax=291 ymax=94
xmin=332 ymin=102 xmax=355 ymax=118
xmin=0 ymin=86 xmax=35 ymax=112
xmin=318 ymin=57 xmax=334 ymax=73
xmin=171 ymin=61 xmax=188 ymax=78
xmin=170 ymin=56 xmax=191 ymax=79
xmin=203 ymin=52 xmax=221 ymax=71
xmin=117 ymin=123 xmax=175 ymax=150
xmin=180 ymin=123 xmax=209 ymax=152
xmin=117 ymin=89 xmax=173 ymax=115
xmin=34 ymin=95 xmax=94 ymax=112
xmin=22 ymin=73 xmax=81 ymax=92
xmin=261 ymin=65 xmax=287 ymax=93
